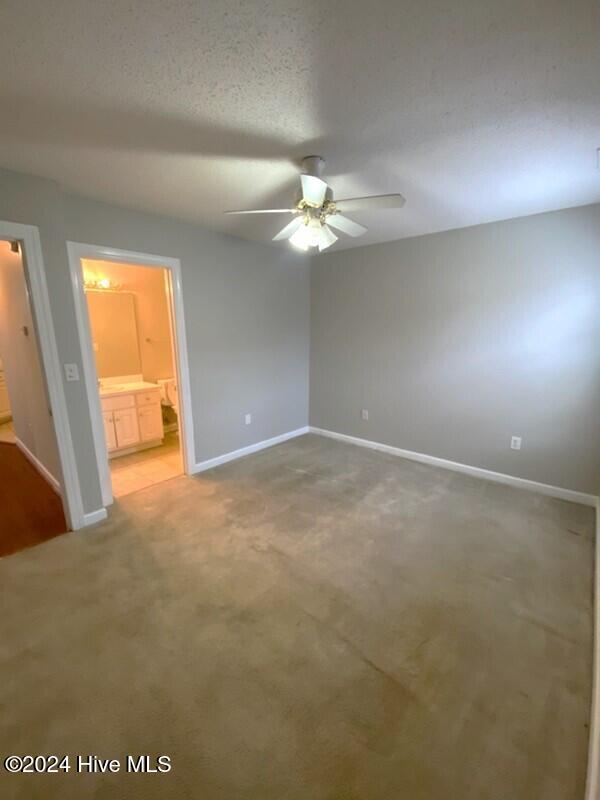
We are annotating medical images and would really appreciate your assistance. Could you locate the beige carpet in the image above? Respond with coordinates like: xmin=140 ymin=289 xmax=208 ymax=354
xmin=0 ymin=434 xmax=594 ymax=800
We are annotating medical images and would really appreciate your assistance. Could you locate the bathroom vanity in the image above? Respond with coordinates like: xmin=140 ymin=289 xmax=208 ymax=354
xmin=100 ymin=380 xmax=164 ymax=457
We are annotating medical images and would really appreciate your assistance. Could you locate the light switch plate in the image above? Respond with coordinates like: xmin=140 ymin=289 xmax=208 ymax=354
xmin=64 ymin=363 xmax=80 ymax=382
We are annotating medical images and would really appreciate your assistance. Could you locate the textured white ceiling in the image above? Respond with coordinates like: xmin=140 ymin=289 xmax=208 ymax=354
xmin=0 ymin=0 xmax=599 ymax=251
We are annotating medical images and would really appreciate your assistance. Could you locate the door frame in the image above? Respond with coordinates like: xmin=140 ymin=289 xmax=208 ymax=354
xmin=66 ymin=241 xmax=196 ymax=507
xmin=0 ymin=221 xmax=85 ymax=529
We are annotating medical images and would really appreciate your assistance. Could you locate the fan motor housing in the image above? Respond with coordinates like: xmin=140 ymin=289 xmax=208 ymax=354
xmin=302 ymin=155 xmax=325 ymax=178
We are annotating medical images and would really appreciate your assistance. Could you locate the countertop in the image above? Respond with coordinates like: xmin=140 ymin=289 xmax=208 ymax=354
xmin=99 ymin=381 xmax=160 ymax=398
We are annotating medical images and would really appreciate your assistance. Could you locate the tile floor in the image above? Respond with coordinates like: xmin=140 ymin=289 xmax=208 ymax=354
xmin=0 ymin=419 xmax=15 ymax=444
xmin=109 ymin=430 xmax=182 ymax=498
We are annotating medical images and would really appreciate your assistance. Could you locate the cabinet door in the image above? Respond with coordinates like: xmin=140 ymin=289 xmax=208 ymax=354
xmin=138 ymin=402 xmax=164 ymax=442
xmin=114 ymin=407 xmax=140 ymax=448
xmin=102 ymin=411 xmax=117 ymax=452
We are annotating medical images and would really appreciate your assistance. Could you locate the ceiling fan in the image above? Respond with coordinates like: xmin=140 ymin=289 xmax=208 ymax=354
xmin=225 ymin=156 xmax=406 ymax=252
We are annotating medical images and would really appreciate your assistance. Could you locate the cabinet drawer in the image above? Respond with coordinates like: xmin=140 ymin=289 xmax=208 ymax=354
xmin=101 ymin=394 xmax=135 ymax=412
xmin=136 ymin=390 xmax=161 ymax=407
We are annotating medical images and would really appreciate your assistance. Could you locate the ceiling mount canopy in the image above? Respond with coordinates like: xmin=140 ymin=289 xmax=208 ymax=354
xmin=225 ymin=156 xmax=406 ymax=252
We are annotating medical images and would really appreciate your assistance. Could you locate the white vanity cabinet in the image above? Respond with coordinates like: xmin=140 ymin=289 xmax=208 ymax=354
xmin=100 ymin=385 xmax=163 ymax=457
xmin=113 ymin=406 xmax=141 ymax=449
xmin=137 ymin=398 xmax=164 ymax=443
xmin=102 ymin=410 xmax=118 ymax=452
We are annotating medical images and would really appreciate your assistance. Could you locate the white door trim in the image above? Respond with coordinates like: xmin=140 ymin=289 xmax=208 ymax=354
xmin=66 ymin=242 xmax=196 ymax=508
xmin=0 ymin=221 xmax=85 ymax=529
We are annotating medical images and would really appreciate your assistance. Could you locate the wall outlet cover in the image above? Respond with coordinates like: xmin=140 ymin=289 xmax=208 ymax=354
xmin=245 ymin=413 xmax=252 ymax=425
xmin=361 ymin=409 xmax=369 ymax=421
xmin=510 ymin=436 xmax=522 ymax=450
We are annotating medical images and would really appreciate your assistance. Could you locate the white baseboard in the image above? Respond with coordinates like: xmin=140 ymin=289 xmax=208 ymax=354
xmin=192 ymin=426 xmax=309 ymax=474
xmin=309 ymin=427 xmax=597 ymax=507
xmin=586 ymin=498 xmax=600 ymax=800
xmin=15 ymin=437 xmax=61 ymax=495
xmin=80 ymin=508 xmax=108 ymax=527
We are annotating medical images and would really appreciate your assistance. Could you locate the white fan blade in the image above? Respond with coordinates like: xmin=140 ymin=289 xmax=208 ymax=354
xmin=225 ymin=208 xmax=295 ymax=215
xmin=273 ymin=216 xmax=303 ymax=241
xmin=318 ymin=225 xmax=338 ymax=252
xmin=334 ymin=194 xmax=406 ymax=213
xmin=326 ymin=214 xmax=367 ymax=237
xmin=300 ymin=174 xmax=328 ymax=207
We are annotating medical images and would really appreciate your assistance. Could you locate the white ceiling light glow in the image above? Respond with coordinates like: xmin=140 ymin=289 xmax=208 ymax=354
xmin=288 ymin=218 xmax=338 ymax=252
xmin=288 ymin=223 xmax=310 ymax=251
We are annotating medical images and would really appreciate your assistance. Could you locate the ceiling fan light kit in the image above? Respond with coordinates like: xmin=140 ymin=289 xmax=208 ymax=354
xmin=225 ymin=156 xmax=406 ymax=253
xmin=288 ymin=217 xmax=339 ymax=252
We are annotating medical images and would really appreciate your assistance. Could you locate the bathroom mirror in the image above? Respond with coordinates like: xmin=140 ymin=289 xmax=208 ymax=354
xmin=86 ymin=291 xmax=141 ymax=378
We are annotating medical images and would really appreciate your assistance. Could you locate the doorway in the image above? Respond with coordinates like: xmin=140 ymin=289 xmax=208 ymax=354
xmin=84 ymin=258 xmax=182 ymax=497
xmin=0 ymin=238 xmax=68 ymax=554
xmin=68 ymin=243 xmax=195 ymax=507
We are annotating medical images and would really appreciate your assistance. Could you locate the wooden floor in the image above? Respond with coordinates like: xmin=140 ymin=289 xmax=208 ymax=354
xmin=0 ymin=442 xmax=67 ymax=557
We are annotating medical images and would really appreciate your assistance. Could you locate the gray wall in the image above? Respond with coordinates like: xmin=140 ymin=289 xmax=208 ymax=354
xmin=0 ymin=170 xmax=102 ymax=512
xmin=310 ymin=205 xmax=600 ymax=495
xmin=2 ymin=163 xmax=597 ymax=510
xmin=0 ymin=168 xmax=310 ymax=514
xmin=63 ymin=195 xmax=310 ymax=464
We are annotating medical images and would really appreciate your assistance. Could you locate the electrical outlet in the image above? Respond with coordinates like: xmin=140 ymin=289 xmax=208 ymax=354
xmin=361 ymin=409 xmax=369 ymax=421
xmin=245 ymin=413 xmax=252 ymax=425
xmin=510 ymin=436 xmax=522 ymax=450
xmin=64 ymin=363 xmax=80 ymax=382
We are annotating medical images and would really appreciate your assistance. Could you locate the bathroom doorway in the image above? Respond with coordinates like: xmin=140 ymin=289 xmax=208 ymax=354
xmin=68 ymin=244 xmax=195 ymax=505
